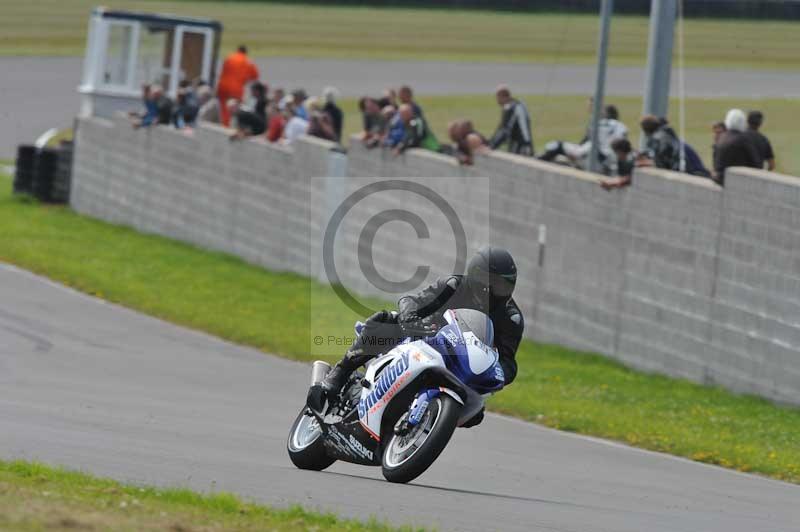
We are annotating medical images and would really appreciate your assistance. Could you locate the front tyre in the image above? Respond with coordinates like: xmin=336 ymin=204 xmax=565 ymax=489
xmin=381 ymin=396 xmax=461 ymax=483
xmin=287 ymin=409 xmax=336 ymax=471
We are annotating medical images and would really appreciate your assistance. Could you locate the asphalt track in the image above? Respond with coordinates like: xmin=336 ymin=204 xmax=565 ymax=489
xmin=2 ymin=263 xmax=799 ymax=531
xmin=2 ymin=56 xmax=800 ymax=157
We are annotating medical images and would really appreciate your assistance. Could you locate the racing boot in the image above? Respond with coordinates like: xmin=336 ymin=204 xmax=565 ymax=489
xmin=306 ymin=349 xmax=370 ymax=411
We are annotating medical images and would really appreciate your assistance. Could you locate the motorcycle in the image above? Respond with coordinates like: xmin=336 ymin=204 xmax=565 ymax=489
xmin=287 ymin=308 xmax=505 ymax=483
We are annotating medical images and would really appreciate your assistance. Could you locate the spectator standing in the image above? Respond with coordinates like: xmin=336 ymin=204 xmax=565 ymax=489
xmin=360 ymin=97 xmax=386 ymax=148
xmin=292 ymin=89 xmax=309 ymax=120
xmin=173 ymin=80 xmax=200 ymax=128
xmin=382 ymin=106 xmax=404 ymax=148
xmin=216 ymin=45 xmax=259 ymax=127
xmin=232 ymin=81 xmax=269 ymax=138
xmin=489 ymin=85 xmax=534 ymax=156
xmin=713 ymin=108 xmax=761 ymax=184
xmin=639 ymin=116 xmax=710 ymax=177
xmin=379 ymin=88 xmax=398 ymax=109
xmin=744 ymin=110 xmax=776 ymax=171
xmin=600 ymin=138 xmax=636 ymax=189
xmin=196 ymin=84 xmax=219 ymax=123
xmin=131 ymin=84 xmax=172 ymax=128
xmin=398 ymin=85 xmax=423 ymax=117
xmin=449 ymin=119 xmax=489 ymax=165
xmin=282 ymin=101 xmax=310 ymax=145
xmin=395 ymin=103 xmax=440 ymax=154
xmin=265 ymin=99 xmax=286 ymax=142
xmin=321 ymin=86 xmax=344 ymax=142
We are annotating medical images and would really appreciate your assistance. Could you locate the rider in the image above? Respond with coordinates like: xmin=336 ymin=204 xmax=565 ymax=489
xmin=309 ymin=246 xmax=525 ymax=425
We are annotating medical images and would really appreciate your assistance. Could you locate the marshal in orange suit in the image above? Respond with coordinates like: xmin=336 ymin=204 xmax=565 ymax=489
xmin=216 ymin=45 xmax=260 ymax=126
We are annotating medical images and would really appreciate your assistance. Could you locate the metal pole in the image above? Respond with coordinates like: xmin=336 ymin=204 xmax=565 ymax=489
xmin=642 ymin=0 xmax=677 ymax=120
xmin=588 ymin=0 xmax=613 ymax=174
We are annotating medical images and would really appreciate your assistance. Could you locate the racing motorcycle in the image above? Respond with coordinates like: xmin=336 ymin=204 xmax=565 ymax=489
xmin=287 ymin=308 xmax=505 ymax=483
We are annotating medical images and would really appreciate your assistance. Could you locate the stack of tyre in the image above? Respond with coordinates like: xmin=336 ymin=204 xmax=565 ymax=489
xmin=13 ymin=142 xmax=73 ymax=203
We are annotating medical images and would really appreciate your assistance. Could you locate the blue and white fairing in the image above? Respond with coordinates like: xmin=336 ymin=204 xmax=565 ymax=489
xmin=356 ymin=309 xmax=504 ymax=440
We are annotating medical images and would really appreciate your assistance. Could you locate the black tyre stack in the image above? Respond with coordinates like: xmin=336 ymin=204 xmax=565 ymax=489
xmin=12 ymin=142 xmax=73 ymax=204
xmin=32 ymin=147 xmax=59 ymax=202
xmin=52 ymin=141 xmax=73 ymax=203
xmin=13 ymin=145 xmax=37 ymax=195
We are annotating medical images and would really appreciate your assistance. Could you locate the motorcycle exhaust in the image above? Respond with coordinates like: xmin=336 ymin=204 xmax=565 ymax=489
xmin=310 ymin=360 xmax=332 ymax=386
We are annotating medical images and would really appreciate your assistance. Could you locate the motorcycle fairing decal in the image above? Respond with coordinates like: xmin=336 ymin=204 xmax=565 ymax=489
xmin=324 ymin=423 xmax=378 ymax=464
xmin=358 ymin=352 xmax=410 ymax=417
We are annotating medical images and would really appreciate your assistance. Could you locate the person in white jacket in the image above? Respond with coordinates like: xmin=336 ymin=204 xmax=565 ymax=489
xmin=539 ymin=104 xmax=629 ymax=175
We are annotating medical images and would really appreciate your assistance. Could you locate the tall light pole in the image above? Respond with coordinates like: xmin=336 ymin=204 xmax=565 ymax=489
xmin=588 ymin=0 xmax=613 ymax=174
xmin=642 ymin=0 xmax=677 ymax=121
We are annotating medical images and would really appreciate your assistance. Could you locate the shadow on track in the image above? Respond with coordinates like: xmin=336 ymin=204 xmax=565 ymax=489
xmin=320 ymin=470 xmax=585 ymax=507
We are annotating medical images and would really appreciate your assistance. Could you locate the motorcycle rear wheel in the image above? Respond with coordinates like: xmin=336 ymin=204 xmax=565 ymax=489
xmin=287 ymin=408 xmax=336 ymax=471
xmin=381 ymin=395 xmax=461 ymax=483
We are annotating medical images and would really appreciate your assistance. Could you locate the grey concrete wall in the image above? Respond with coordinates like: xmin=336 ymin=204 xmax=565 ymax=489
xmin=71 ymin=116 xmax=800 ymax=404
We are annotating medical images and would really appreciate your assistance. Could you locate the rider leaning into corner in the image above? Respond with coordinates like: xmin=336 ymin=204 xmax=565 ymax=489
xmin=308 ymin=246 xmax=524 ymax=428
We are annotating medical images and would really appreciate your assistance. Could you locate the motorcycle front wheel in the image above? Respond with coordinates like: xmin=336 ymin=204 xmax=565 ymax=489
xmin=287 ymin=408 xmax=336 ymax=471
xmin=381 ymin=395 xmax=461 ymax=483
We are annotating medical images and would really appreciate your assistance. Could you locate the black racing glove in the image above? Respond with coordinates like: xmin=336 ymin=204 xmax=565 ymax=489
xmin=397 ymin=311 xmax=438 ymax=339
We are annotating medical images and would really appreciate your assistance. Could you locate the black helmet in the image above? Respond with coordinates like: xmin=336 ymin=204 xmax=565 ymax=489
xmin=465 ymin=246 xmax=517 ymax=305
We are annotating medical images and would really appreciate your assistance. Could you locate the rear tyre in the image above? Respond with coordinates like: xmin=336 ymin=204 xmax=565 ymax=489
xmin=287 ymin=408 xmax=336 ymax=471
xmin=381 ymin=396 xmax=461 ymax=483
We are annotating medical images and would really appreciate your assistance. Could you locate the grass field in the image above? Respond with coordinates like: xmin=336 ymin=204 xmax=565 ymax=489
xmin=1 ymin=0 xmax=799 ymax=70
xmin=1 ymin=170 xmax=799 ymax=484
xmin=337 ymin=94 xmax=800 ymax=176
xmin=0 ymin=460 xmax=413 ymax=531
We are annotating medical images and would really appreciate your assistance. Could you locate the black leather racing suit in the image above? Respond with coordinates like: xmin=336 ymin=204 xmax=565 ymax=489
xmin=397 ymin=275 xmax=524 ymax=385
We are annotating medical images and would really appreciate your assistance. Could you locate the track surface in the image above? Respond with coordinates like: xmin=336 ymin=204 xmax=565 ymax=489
xmin=3 ymin=56 xmax=800 ymax=157
xmin=1 ymin=264 xmax=799 ymax=531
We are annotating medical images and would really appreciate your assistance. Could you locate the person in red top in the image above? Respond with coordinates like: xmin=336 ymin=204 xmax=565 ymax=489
xmin=216 ymin=45 xmax=259 ymax=127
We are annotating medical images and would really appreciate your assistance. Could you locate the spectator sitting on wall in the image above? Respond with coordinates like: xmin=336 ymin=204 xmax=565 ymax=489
xmin=360 ymin=97 xmax=386 ymax=148
xmin=292 ymin=89 xmax=309 ymax=120
xmin=713 ymin=108 xmax=762 ymax=184
xmin=398 ymin=85 xmax=423 ymax=117
xmin=321 ymin=86 xmax=344 ymax=142
xmin=489 ymin=85 xmax=534 ymax=156
xmin=449 ymin=119 xmax=489 ymax=165
xmin=216 ymin=45 xmax=259 ymax=127
xmin=231 ymin=81 xmax=269 ymax=139
xmin=744 ymin=110 xmax=775 ymax=171
xmin=173 ymin=80 xmax=200 ymax=129
xmin=394 ymin=103 xmax=440 ymax=155
xmin=539 ymin=104 xmax=627 ymax=174
xmin=638 ymin=116 xmax=711 ymax=177
xmin=600 ymin=138 xmax=636 ymax=190
xmin=130 ymin=84 xmax=173 ymax=129
xmin=382 ymin=105 xmax=405 ymax=148
xmin=281 ymin=100 xmax=310 ymax=146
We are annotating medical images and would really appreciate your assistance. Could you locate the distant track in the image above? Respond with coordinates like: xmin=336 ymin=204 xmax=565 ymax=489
xmin=1 ymin=263 xmax=799 ymax=531
xmin=2 ymin=55 xmax=799 ymax=156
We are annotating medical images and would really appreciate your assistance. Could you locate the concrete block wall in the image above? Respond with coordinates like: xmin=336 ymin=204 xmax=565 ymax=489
xmin=71 ymin=117 xmax=800 ymax=404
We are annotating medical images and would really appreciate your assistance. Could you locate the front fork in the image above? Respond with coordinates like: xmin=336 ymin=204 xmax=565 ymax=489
xmin=395 ymin=388 xmax=440 ymax=436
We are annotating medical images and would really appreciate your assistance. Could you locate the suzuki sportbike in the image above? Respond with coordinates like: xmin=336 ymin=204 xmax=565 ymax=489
xmin=287 ymin=308 xmax=505 ymax=483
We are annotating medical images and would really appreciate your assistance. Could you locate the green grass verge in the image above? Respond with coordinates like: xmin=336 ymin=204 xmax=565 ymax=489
xmin=336 ymin=94 xmax=800 ymax=177
xmin=0 ymin=460 xmax=416 ymax=531
xmin=1 ymin=171 xmax=799 ymax=484
xmin=2 ymin=0 xmax=799 ymax=70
